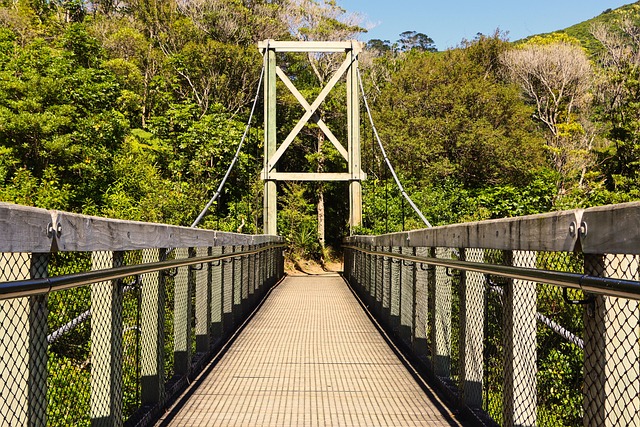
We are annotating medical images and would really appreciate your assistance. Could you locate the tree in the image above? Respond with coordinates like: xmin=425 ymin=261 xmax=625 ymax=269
xmin=590 ymin=19 xmax=640 ymax=200
xmin=398 ymin=30 xmax=436 ymax=52
xmin=371 ymin=36 xmax=544 ymax=189
xmin=366 ymin=38 xmax=391 ymax=55
xmin=501 ymin=34 xmax=594 ymax=195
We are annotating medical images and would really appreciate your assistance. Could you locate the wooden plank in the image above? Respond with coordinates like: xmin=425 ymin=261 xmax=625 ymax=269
xmin=251 ymin=235 xmax=280 ymax=245
xmin=55 ymin=212 xmax=216 ymax=251
xmin=258 ymin=40 xmax=363 ymax=53
xmin=581 ymin=202 xmax=640 ymax=254
xmin=0 ymin=202 xmax=54 ymax=253
xmin=269 ymin=172 xmax=355 ymax=181
xmin=404 ymin=210 xmax=580 ymax=252
xmin=2 ymin=204 xmax=281 ymax=254
xmin=374 ymin=232 xmax=409 ymax=247
xmin=215 ymin=232 xmax=259 ymax=246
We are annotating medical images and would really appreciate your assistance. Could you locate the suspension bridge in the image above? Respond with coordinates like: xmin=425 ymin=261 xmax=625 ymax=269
xmin=0 ymin=41 xmax=639 ymax=427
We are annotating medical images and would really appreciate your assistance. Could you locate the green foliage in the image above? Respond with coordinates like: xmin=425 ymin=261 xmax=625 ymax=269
xmin=368 ymin=34 xmax=545 ymax=190
xmin=278 ymin=183 xmax=320 ymax=260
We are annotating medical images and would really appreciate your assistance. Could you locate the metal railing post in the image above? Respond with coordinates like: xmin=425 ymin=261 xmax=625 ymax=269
xmin=90 ymin=250 xmax=124 ymax=426
xmin=583 ymin=254 xmax=640 ymax=425
xmin=141 ymin=248 xmax=166 ymax=406
xmin=28 ymin=254 xmax=48 ymax=427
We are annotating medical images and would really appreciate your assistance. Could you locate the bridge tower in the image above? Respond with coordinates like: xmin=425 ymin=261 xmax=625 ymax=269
xmin=258 ymin=40 xmax=365 ymax=235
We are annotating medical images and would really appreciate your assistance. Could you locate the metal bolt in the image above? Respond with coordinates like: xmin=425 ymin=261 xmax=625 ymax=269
xmin=579 ymin=221 xmax=588 ymax=237
xmin=47 ymin=222 xmax=54 ymax=238
xmin=569 ymin=221 xmax=577 ymax=237
xmin=56 ymin=223 xmax=62 ymax=237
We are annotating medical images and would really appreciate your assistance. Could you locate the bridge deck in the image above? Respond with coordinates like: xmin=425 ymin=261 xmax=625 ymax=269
xmin=156 ymin=275 xmax=461 ymax=427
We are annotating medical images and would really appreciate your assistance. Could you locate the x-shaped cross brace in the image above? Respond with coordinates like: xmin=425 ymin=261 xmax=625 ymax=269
xmin=264 ymin=55 xmax=354 ymax=172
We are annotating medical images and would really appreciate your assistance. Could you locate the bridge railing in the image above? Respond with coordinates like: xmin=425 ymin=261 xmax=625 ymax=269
xmin=0 ymin=202 xmax=284 ymax=427
xmin=344 ymin=201 xmax=640 ymax=427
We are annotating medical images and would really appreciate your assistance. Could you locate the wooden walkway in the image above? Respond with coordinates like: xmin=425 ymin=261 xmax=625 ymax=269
xmin=156 ymin=275 xmax=462 ymax=427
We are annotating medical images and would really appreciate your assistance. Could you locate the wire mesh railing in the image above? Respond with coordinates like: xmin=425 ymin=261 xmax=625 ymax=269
xmin=344 ymin=202 xmax=640 ymax=427
xmin=0 ymin=202 xmax=284 ymax=427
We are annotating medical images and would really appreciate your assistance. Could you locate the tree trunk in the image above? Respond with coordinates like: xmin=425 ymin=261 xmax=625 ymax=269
xmin=316 ymin=128 xmax=325 ymax=253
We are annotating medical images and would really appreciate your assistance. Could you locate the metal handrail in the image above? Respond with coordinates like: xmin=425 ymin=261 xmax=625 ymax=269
xmin=0 ymin=243 xmax=285 ymax=300
xmin=344 ymin=245 xmax=640 ymax=301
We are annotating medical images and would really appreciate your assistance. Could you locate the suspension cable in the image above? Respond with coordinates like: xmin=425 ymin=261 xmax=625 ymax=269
xmin=190 ymin=64 xmax=266 ymax=228
xmin=356 ymin=68 xmax=432 ymax=228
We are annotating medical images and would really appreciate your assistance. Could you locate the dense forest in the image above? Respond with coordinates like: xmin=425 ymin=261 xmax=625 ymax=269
xmin=1 ymin=0 xmax=640 ymax=258
xmin=2 ymin=2 xmax=638 ymax=426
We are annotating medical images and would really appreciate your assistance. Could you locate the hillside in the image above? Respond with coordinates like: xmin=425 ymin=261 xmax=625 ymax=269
xmin=521 ymin=1 xmax=640 ymax=55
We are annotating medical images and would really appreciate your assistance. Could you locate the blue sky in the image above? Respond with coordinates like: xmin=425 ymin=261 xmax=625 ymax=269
xmin=337 ymin=0 xmax=633 ymax=49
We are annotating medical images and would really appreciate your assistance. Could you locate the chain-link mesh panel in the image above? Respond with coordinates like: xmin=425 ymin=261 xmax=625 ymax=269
xmin=233 ymin=248 xmax=242 ymax=325
xmin=140 ymin=249 xmax=165 ymax=408
xmin=247 ymin=250 xmax=255 ymax=305
xmin=344 ymin=237 xmax=639 ymax=427
xmin=483 ymin=249 xmax=506 ymax=424
xmin=432 ymin=248 xmax=452 ymax=378
xmin=0 ymin=238 xmax=282 ymax=427
xmin=194 ymin=247 xmax=211 ymax=354
xmin=172 ymin=248 xmax=192 ymax=377
xmin=414 ymin=248 xmax=429 ymax=360
xmin=222 ymin=249 xmax=234 ymax=332
xmin=90 ymin=251 xmax=124 ymax=425
xmin=119 ymin=251 xmax=142 ymax=420
xmin=210 ymin=248 xmax=223 ymax=342
xmin=382 ymin=250 xmax=391 ymax=317
xmin=399 ymin=248 xmax=414 ymax=348
xmin=47 ymin=251 xmax=92 ymax=426
xmin=375 ymin=250 xmax=384 ymax=316
xmin=459 ymin=248 xmax=485 ymax=409
xmin=163 ymin=258 xmax=176 ymax=383
xmin=450 ymin=249 xmax=461 ymax=395
xmin=240 ymin=251 xmax=249 ymax=311
xmin=390 ymin=248 xmax=401 ymax=333
xmin=535 ymin=251 xmax=584 ymax=426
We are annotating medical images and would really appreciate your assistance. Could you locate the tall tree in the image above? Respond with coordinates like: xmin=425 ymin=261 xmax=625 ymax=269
xmin=372 ymin=34 xmax=544 ymax=188
xmin=591 ymin=19 xmax=640 ymax=198
xmin=398 ymin=30 xmax=436 ymax=52
xmin=501 ymin=34 xmax=593 ymax=195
